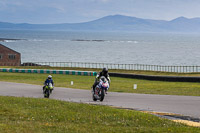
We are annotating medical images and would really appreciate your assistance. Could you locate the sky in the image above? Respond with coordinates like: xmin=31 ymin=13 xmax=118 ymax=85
xmin=0 ymin=0 xmax=200 ymax=24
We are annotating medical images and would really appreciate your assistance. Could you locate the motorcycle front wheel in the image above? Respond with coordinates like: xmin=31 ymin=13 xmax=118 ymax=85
xmin=92 ymin=92 xmax=97 ymax=101
xmin=100 ymin=90 xmax=105 ymax=102
xmin=44 ymin=89 xmax=50 ymax=98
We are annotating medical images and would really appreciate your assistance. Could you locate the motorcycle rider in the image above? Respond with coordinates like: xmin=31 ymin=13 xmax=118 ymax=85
xmin=43 ymin=75 xmax=54 ymax=93
xmin=92 ymin=68 xmax=110 ymax=94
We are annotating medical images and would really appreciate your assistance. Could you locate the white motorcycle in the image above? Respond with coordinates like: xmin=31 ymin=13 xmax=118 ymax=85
xmin=92 ymin=76 xmax=109 ymax=102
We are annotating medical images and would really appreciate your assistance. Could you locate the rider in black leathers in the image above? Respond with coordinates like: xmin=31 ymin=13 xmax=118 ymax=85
xmin=92 ymin=68 xmax=110 ymax=93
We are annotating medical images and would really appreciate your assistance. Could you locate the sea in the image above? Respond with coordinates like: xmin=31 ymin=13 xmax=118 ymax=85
xmin=0 ymin=30 xmax=200 ymax=66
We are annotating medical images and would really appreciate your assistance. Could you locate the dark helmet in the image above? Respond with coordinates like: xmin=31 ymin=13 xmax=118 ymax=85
xmin=102 ymin=68 xmax=108 ymax=75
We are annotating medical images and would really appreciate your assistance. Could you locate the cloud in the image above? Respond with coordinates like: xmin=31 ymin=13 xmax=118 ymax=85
xmin=99 ymin=0 xmax=111 ymax=3
xmin=89 ymin=0 xmax=111 ymax=2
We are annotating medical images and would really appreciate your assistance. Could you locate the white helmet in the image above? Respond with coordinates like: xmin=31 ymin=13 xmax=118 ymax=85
xmin=48 ymin=75 xmax=52 ymax=79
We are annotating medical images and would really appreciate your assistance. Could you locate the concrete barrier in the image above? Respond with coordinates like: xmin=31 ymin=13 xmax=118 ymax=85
xmin=0 ymin=68 xmax=97 ymax=76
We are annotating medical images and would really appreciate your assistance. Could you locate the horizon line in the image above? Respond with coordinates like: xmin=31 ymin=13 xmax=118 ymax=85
xmin=0 ymin=14 xmax=199 ymax=25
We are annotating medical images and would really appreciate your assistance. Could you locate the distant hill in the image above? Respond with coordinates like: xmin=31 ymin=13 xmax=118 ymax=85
xmin=1 ymin=15 xmax=200 ymax=33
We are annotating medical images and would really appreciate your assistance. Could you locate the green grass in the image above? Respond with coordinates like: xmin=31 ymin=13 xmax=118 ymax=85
xmin=0 ymin=96 xmax=199 ymax=133
xmin=1 ymin=72 xmax=200 ymax=96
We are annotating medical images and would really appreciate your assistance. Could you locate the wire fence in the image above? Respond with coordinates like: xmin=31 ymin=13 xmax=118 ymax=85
xmin=20 ymin=62 xmax=200 ymax=73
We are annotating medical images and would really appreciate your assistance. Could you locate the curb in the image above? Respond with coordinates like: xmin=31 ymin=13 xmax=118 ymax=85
xmin=0 ymin=68 xmax=97 ymax=76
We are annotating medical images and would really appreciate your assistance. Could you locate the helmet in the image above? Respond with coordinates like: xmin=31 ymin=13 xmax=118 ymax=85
xmin=48 ymin=75 xmax=52 ymax=79
xmin=102 ymin=68 xmax=108 ymax=75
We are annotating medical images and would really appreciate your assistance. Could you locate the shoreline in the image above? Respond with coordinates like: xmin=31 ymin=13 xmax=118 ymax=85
xmin=0 ymin=38 xmax=25 ymax=42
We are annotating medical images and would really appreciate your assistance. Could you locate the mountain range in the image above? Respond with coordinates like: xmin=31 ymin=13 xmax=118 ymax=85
xmin=1 ymin=15 xmax=200 ymax=33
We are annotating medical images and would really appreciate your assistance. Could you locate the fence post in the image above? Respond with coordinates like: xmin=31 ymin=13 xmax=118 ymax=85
xmin=185 ymin=66 xmax=187 ymax=73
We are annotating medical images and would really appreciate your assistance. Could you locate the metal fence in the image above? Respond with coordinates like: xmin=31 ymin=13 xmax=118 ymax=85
xmin=20 ymin=62 xmax=200 ymax=73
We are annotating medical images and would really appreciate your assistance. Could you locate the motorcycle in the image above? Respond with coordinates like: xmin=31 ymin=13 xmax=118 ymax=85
xmin=92 ymin=76 xmax=109 ymax=102
xmin=43 ymin=83 xmax=54 ymax=98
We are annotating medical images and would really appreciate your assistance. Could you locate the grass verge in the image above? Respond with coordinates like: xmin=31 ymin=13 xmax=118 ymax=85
xmin=0 ymin=96 xmax=199 ymax=133
xmin=0 ymin=72 xmax=200 ymax=96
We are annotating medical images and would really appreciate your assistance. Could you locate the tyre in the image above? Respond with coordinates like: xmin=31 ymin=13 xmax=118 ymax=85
xmin=100 ymin=90 xmax=105 ymax=102
xmin=93 ymin=93 xmax=97 ymax=101
xmin=46 ymin=90 xmax=50 ymax=98
xmin=44 ymin=89 xmax=50 ymax=98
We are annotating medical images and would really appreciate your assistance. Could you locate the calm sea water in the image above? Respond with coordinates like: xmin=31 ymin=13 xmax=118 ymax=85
xmin=0 ymin=30 xmax=200 ymax=66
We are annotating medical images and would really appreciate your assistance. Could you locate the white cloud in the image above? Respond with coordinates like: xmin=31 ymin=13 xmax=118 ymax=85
xmin=89 ymin=0 xmax=111 ymax=3
xmin=100 ymin=0 xmax=111 ymax=3
xmin=47 ymin=3 xmax=67 ymax=13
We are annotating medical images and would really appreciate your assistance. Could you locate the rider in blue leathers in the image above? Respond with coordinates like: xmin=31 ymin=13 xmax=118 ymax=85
xmin=43 ymin=75 xmax=54 ymax=93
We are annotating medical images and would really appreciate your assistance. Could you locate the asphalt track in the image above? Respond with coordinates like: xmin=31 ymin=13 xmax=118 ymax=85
xmin=1 ymin=81 xmax=200 ymax=120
